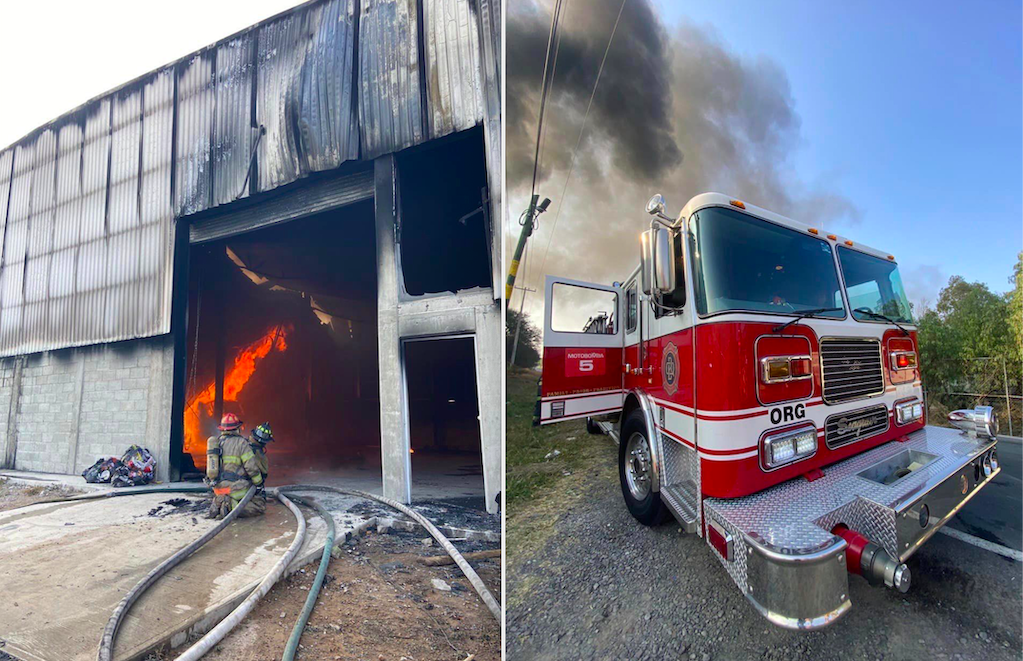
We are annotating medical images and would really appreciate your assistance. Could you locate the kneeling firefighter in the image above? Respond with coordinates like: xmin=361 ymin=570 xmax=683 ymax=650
xmin=206 ymin=413 xmax=267 ymax=519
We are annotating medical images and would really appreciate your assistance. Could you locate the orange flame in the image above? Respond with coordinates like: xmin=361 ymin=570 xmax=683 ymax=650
xmin=184 ymin=325 xmax=289 ymax=467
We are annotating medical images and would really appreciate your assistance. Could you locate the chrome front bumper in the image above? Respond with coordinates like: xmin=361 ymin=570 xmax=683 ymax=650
xmin=703 ymin=425 xmax=999 ymax=630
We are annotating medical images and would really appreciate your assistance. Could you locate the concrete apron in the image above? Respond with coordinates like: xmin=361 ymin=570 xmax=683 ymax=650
xmin=0 ymin=492 xmax=372 ymax=661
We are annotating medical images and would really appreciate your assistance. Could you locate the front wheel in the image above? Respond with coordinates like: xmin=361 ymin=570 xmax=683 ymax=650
xmin=619 ymin=409 xmax=668 ymax=526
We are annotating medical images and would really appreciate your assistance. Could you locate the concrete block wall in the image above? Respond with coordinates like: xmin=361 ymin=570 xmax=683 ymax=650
xmin=0 ymin=335 xmax=175 ymax=482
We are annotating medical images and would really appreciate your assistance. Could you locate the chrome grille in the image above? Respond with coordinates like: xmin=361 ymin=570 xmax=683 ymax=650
xmin=820 ymin=337 xmax=885 ymax=403
xmin=825 ymin=404 xmax=890 ymax=449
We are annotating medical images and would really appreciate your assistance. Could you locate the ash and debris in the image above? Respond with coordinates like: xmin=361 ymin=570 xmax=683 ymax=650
xmin=339 ymin=528 xmax=500 ymax=595
xmin=145 ymin=497 xmax=209 ymax=518
xmin=347 ymin=497 xmax=499 ymax=534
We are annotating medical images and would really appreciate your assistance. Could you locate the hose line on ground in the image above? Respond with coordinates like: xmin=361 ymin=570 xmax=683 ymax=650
xmin=31 ymin=480 xmax=500 ymax=660
xmin=281 ymin=494 xmax=336 ymax=661
xmin=96 ymin=485 xmax=257 ymax=661
xmin=174 ymin=491 xmax=306 ymax=661
xmin=275 ymin=485 xmax=502 ymax=620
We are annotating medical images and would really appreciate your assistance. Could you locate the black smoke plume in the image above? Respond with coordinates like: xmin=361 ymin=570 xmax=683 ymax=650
xmin=507 ymin=0 xmax=860 ymax=323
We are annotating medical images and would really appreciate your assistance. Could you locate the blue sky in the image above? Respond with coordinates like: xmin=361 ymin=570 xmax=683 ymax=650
xmin=653 ymin=0 xmax=1022 ymax=308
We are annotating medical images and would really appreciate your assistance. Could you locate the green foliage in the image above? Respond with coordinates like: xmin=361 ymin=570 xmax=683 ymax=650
xmin=506 ymin=307 xmax=541 ymax=369
xmin=917 ymin=262 xmax=1022 ymax=433
xmin=505 ymin=367 xmax=598 ymax=504
xmin=1010 ymin=252 xmax=1023 ymax=365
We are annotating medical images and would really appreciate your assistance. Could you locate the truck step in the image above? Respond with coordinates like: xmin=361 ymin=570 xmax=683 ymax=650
xmin=661 ymin=483 xmax=698 ymax=533
xmin=596 ymin=420 xmax=619 ymax=445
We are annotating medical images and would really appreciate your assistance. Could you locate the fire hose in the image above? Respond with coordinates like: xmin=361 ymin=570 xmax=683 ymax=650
xmin=68 ymin=483 xmax=500 ymax=660
xmin=279 ymin=494 xmax=335 ymax=661
xmin=173 ymin=490 xmax=307 ymax=661
xmin=96 ymin=485 xmax=258 ymax=661
xmin=275 ymin=484 xmax=503 ymax=621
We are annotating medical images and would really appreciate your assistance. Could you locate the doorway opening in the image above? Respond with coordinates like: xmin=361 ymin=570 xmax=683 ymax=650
xmin=403 ymin=336 xmax=485 ymax=509
xmin=180 ymin=199 xmax=381 ymax=489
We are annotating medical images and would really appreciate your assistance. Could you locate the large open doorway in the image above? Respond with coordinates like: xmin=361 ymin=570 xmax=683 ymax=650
xmin=180 ymin=199 xmax=381 ymax=490
xmin=403 ymin=336 xmax=485 ymax=509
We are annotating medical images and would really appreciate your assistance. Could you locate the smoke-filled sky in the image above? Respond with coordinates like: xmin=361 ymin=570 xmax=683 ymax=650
xmin=507 ymin=0 xmax=1022 ymax=332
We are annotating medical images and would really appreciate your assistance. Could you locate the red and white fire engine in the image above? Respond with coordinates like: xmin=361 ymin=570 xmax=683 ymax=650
xmin=539 ymin=192 xmax=1001 ymax=629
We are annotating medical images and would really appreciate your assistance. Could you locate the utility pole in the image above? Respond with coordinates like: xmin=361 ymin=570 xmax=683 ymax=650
xmin=509 ymin=246 xmax=535 ymax=368
xmin=1003 ymin=356 xmax=1013 ymax=437
xmin=507 ymin=196 xmax=549 ymax=367
xmin=505 ymin=195 xmax=549 ymax=299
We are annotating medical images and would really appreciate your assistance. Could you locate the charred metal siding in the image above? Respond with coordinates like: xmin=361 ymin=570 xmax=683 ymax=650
xmin=0 ymin=0 xmax=494 ymax=358
xmin=359 ymin=0 xmax=425 ymax=158
xmin=423 ymin=0 xmax=483 ymax=139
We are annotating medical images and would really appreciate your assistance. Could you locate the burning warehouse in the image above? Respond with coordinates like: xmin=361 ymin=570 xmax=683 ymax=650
xmin=0 ymin=0 xmax=502 ymax=513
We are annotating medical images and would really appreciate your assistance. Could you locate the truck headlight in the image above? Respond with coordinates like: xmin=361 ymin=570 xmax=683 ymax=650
xmin=761 ymin=423 xmax=818 ymax=470
xmin=895 ymin=399 xmax=924 ymax=426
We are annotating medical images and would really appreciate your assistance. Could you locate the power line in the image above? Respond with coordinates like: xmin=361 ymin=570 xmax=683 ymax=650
xmin=536 ymin=0 xmax=568 ymax=186
xmin=529 ymin=0 xmax=565 ymax=201
xmin=534 ymin=0 xmax=628 ymax=286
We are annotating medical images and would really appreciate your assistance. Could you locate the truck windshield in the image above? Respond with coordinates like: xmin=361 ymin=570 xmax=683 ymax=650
xmin=688 ymin=206 xmax=845 ymax=318
xmin=837 ymin=247 xmax=914 ymax=324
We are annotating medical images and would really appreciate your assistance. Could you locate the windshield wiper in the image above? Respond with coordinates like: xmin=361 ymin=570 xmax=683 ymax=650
xmin=772 ymin=307 xmax=843 ymax=333
xmin=853 ymin=308 xmax=910 ymax=336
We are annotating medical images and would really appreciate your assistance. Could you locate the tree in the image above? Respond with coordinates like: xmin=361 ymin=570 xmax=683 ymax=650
xmin=917 ymin=267 xmax=1021 ymax=433
xmin=1010 ymin=252 xmax=1022 ymax=366
xmin=506 ymin=307 xmax=541 ymax=369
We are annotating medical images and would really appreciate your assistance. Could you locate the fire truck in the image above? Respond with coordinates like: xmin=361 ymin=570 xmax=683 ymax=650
xmin=538 ymin=192 xmax=1001 ymax=629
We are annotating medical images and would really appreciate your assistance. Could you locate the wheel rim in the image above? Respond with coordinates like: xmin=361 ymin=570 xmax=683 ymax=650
xmin=624 ymin=431 xmax=652 ymax=500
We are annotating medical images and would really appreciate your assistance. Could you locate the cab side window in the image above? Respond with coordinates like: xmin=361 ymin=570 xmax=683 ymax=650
xmin=626 ymin=284 xmax=638 ymax=333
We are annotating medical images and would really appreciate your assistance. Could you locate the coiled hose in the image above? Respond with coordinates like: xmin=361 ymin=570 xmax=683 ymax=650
xmin=96 ymin=485 xmax=257 ymax=661
xmin=174 ymin=491 xmax=306 ymax=661
xmin=280 ymin=494 xmax=335 ymax=661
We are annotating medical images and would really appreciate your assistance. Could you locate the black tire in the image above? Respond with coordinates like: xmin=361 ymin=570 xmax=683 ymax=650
xmin=619 ymin=408 xmax=668 ymax=526
xmin=586 ymin=417 xmax=602 ymax=435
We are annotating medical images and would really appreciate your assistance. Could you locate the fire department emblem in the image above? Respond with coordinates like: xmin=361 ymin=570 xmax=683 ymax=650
xmin=662 ymin=341 xmax=680 ymax=396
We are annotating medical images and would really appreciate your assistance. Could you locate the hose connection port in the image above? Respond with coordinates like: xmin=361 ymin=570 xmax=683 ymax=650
xmin=832 ymin=524 xmax=911 ymax=593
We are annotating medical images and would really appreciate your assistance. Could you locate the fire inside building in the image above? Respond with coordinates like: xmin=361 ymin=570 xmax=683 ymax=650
xmin=0 ymin=0 xmax=502 ymax=513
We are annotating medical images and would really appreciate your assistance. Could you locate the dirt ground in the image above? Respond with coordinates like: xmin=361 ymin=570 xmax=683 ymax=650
xmin=0 ymin=476 xmax=83 ymax=512
xmin=153 ymin=528 xmax=501 ymax=661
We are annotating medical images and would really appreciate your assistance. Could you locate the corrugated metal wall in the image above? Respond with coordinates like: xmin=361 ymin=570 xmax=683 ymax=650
xmin=0 ymin=0 xmax=494 ymax=358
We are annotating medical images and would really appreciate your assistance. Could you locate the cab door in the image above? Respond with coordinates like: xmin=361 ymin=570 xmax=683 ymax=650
xmin=539 ymin=276 xmax=624 ymax=424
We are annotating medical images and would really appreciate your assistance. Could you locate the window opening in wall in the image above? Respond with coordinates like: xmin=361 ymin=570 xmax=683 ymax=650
xmin=397 ymin=126 xmax=491 ymax=296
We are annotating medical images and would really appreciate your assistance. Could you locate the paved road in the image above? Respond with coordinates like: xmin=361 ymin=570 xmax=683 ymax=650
xmin=946 ymin=436 xmax=1022 ymax=551
xmin=507 ymin=436 xmax=1022 ymax=661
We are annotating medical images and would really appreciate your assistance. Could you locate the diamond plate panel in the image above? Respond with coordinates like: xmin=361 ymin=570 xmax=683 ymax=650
xmin=704 ymin=426 xmax=991 ymax=558
xmin=661 ymin=436 xmax=700 ymax=528
xmin=661 ymin=436 xmax=688 ymax=486
xmin=690 ymin=433 xmax=702 ymax=532
xmin=704 ymin=508 xmax=749 ymax=594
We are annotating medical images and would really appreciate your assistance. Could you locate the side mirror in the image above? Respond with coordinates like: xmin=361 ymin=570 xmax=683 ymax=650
xmin=641 ymin=228 xmax=676 ymax=295
xmin=640 ymin=230 xmax=654 ymax=295
xmin=948 ymin=405 xmax=999 ymax=439
xmin=652 ymin=227 xmax=676 ymax=293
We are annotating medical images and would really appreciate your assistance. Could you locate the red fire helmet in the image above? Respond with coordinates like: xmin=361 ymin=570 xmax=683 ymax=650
xmin=218 ymin=412 xmax=243 ymax=431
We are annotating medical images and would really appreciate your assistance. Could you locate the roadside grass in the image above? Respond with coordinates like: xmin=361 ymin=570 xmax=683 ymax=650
xmin=505 ymin=366 xmax=618 ymax=606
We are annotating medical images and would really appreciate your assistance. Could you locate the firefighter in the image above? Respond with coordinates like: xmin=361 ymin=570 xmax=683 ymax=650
xmin=207 ymin=413 xmax=267 ymax=519
xmin=249 ymin=422 xmax=273 ymax=485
